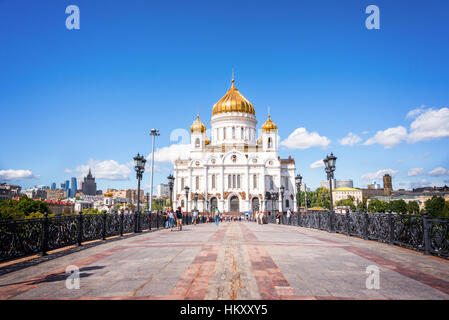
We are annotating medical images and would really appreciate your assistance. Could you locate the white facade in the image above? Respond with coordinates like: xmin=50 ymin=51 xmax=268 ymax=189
xmin=157 ymin=183 xmax=170 ymax=197
xmin=173 ymin=79 xmax=297 ymax=214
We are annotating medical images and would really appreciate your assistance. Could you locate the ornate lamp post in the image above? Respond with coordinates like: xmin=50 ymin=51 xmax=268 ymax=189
xmin=295 ymin=174 xmax=302 ymax=214
xmin=149 ymin=129 xmax=160 ymax=212
xmin=323 ymin=153 xmax=337 ymax=212
xmin=133 ymin=153 xmax=146 ymax=233
xmin=270 ymin=191 xmax=278 ymax=217
xmin=194 ymin=192 xmax=199 ymax=211
xmin=280 ymin=185 xmax=285 ymax=213
xmin=202 ymin=192 xmax=206 ymax=214
xmin=167 ymin=174 xmax=174 ymax=210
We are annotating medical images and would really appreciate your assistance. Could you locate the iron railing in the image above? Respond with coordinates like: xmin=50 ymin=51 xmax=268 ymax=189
xmin=0 ymin=211 xmax=210 ymax=262
xmin=268 ymin=211 xmax=449 ymax=258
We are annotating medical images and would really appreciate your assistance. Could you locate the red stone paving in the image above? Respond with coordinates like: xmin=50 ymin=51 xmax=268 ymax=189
xmin=345 ymin=246 xmax=449 ymax=295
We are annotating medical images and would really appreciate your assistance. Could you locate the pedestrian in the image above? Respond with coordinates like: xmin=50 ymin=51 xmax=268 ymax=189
xmin=168 ymin=208 xmax=175 ymax=231
xmin=164 ymin=209 xmax=169 ymax=228
xmin=176 ymin=206 xmax=183 ymax=231
xmin=214 ymin=208 xmax=220 ymax=227
xmin=193 ymin=208 xmax=199 ymax=226
xmin=287 ymin=208 xmax=292 ymax=224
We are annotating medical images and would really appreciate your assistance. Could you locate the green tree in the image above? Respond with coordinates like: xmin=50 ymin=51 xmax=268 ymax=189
xmin=335 ymin=195 xmax=356 ymax=211
xmin=368 ymin=199 xmax=388 ymax=213
xmin=425 ymin=196 xmax=446 ymax=217
xmin=388 ymin=200 xmax=407 ymax=214
xmin=406 ymin=201 xmax=420 ymax=215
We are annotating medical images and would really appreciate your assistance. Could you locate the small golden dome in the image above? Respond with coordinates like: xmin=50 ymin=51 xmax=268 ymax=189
xmin=261 ymin=115 xmax=278 ymax=132
xmin=104 ymin=189 xmax=113 ymax=197
xmin=190 ymin=115 xmax=206 ymax=133
xmin=205 ymin=137 xmax=211 ymax=145
xmin=212 ymin=79 xmax=255 ymax=116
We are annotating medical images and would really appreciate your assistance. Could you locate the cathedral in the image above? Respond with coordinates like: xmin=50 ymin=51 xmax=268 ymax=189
xmin=173 ymin=78 xmax=297 ymax=214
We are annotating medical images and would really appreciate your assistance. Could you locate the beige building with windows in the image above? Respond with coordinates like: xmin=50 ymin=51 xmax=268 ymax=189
xmin=332 ymin=187 xmax=363 ymax=206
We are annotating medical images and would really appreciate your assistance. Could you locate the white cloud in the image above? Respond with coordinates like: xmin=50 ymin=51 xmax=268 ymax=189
xmin=151 ymin=144 xmax=191 ymax=163
xmin=362 ymin=126 xmax=407 ymax=148
xmin=309 ymin=159 xmax=324 ymax=169
xmin=362 ymin=130 xmax=369 ymax=135
xmin=63 ymin=168 xmax=72 ymax=173
xmin=428 ymin=167 xmax=449 ymax=177
xmin=280 ymin=127 xmax=330 ymax=150
xmin=361 ymin=169 xmax=398 ymax=180
xmin=407 ymin=107 xmax=449 ymax=143
xmin=75 ymin=159 xmax=132 ymax=181
xmin=338 ymin=132 xmax=362 ymax=146
xmin=408 ymin=168 xmax=423 ymax=177
xmin=0 ymin=169 xmax=39 ymax=181
xmin=406 ymin=105 xmax=426 ymax=119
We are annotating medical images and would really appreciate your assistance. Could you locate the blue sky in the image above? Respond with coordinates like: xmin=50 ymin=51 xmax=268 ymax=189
xmin=1 ymin=0 xmax=448 ymax=193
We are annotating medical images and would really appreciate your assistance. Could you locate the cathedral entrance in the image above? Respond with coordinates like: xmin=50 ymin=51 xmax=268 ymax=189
xmin=251 ymin=197 xmax=260 ymax=212
xmin=229 ymin=196 xmax=240 ymax=212
xmin=210 ymin=197 xmax=218 ymax=212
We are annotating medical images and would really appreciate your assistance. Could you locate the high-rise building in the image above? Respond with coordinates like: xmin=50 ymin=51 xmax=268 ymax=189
xmin=383 ymin=174 xmax=392 ymax=196
xmin=51 ymin=182 xmax=56 ymax=190
xmin=81 ymin=169 xmax=97 ymax=196
xmin=70 ymin=177 xmax=77 ymax=198
xmin=157 ymin=183 xmax=170 ymax=197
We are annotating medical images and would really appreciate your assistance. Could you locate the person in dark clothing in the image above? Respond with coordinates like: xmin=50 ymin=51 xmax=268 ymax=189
xmin=176 ymin=207 xmax=183 ymax=231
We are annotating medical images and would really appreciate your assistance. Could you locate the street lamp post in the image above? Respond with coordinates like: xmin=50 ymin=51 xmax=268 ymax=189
xmin=194 ymin=192 xmax=199 ymax=210
xmin=323 ymin=153 xmax=337 ymax=232
xmin=149 ymin=129 xmax=160 ymax=213
xmin=184 ymin=186 xmax=190 ymax=213
xmin=304 ymin=183 xmax=308 ymax=212
xmin=133 ymin=153 xmax=146 ymax=233
xmin=280 ymin=186 xmax=285 ymax=214
xmin=295 ymin=174 xmax=302 ymax=214
xmin=167 ymin=174 xmax=174 ymax=210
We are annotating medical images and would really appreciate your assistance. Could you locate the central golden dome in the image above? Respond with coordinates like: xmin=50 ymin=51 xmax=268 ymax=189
xmin=212 ymin=79 xmax=255 ymax=116
xmin=190 ymin=115 xmax=206 ymax=133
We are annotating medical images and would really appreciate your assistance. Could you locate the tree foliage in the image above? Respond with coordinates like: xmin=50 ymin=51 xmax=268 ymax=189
xmin=0 ymin=196 xmax=52 ymax=220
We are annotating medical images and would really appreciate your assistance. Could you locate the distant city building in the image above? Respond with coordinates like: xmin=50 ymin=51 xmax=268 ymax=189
xmin=23 ymin=187 xmax=47 ymax=199
xmin=320 ymin=179 xmax=352 ymax=190
xmin=157 ymin=183 xmax=170 ymax=197
xmin=367 ymin=181 xmax=382 ymax=189
xmin=74 ymin=200 xmax=93 ymax=213
xmin=70 ymin=177 xmax=77 ymax=198
xmin=0 ymin=183 xmax=21 ymax=200
xmin=51 ymin=182 xmax=56 ymax=190
xmin=361 ymin=188 xmax=384 ymax=199
xmin=332 ymin=187 xmax=363 ymax=206
xmin=383 ymin=174 xmax=392 ymax=196
xmin=81 ymin=169 xmax=97 ymax=196
xmin=46 ymin=189 xmax=67 ymax=201
xmin=368 ymin=193 xmax=449 ymax=211
xmin=44 ymin=200 xmax=74 ymax=215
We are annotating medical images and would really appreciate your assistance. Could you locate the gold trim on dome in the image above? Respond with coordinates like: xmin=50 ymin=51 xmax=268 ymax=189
xmin=190 ymin=115 xmax=206 ymax=133
xmin=212 ymin=79 xmax=255 ymax=116
xmin=261 ymin=115 xmax=278 ymax=132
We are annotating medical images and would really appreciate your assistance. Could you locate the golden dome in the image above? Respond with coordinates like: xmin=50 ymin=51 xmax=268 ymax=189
xmin=205 ymin=137 xmax=211 ymax=145
xmin=190 ymin=115 xmax=206 ymax=133
xmin=261 ymin=115 xmax=278 ymax=132
xmin=212 ymin=79 xmax=255 ymax=116
xmin=104 ymin=189 xmax=113 ymax=197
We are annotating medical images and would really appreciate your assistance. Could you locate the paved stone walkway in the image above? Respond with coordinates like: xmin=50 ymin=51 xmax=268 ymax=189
xmin=0 ymin=222 xmax=448 ymax=300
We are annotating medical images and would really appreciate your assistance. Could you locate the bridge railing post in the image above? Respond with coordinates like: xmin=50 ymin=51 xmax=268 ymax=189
xmin=388 ymin=211 xmax=395 ymax=244
xmin=40 ymin=212 xmax=49 ymax=256
xmin=77 ymin=211 xmax=83 ymax=246
xmin=422 ymin=211 xmax=431 ymax=255
xmin=102 ymin=211 xmax=107 ymax=240
xmin=345 ymin=211 xmax=350 ymax=236
xmin=120 ymin=211 xmax=124 ymax=236
xmin=363 ymin=211 xmax=369 ymax=239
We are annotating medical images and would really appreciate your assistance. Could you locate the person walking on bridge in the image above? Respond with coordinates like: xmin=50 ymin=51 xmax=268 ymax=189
xmin=214 ymin=208 xmax=220 ymax=227
xmin=176 ymin=207 xmax=183 ymax=231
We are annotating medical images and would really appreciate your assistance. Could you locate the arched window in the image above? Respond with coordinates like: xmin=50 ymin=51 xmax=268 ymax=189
xmin=232 ymin=127 xmax=235 ymax=139
xmin=195 ymin=138 xmax=200 ymax=148
xmin=195 ymin=176 xmax=199 ymax=190
xmin=212 ymin=174 xmax=216 ymax=189
xmin=181 ymin=200 xmax=185 ymax=207
xmin=228 ymin=175 xmax=231 ymax=188
xmin=181 ymin=178 xmax=184 ymax=190
xmin=286 ymin=199 xmax=290 ymax=208
xmin=233 ymin=175 xmax=236 ymax=188
xmin=223 ymin=127 xmax=226 ymax=140
xmin=253 ymin=174 xmax=257 ymax=188
xmin=268 ymin=137 xmax=272 ymax=148
xmin=241 ymin=127 xmax=244 ymax=139
xmin=237 ymin=175 xmax=240 ymax=188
